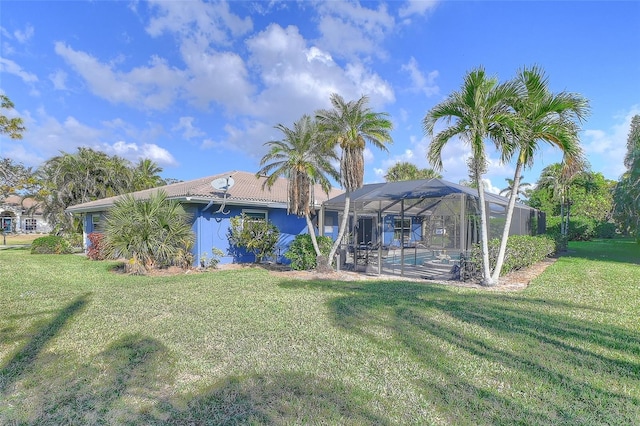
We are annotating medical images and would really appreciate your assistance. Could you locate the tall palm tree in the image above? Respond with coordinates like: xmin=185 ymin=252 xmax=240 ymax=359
xmin=423 ymin=67 xmax=518 ymax=286
xmin=256 ymin=115 xmax=340 ymax=257
xmin=384 ymin=161 xmax=442 ymax=182
xmin=316 ymin=93 xmax=393 ymax=266
xmin=133 ymin=159 xmax=164 ymax=191
xmin=499 ymin=177 xmax=531 ymax=200
xmin=491 ymin=66 xmax=589 ymax=282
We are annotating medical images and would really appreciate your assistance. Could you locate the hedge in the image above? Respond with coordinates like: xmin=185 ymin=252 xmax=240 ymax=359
xmin=30 ymin=235 xmax=73 ymax=255
xmin=470 ymin=234 xmax=555 ymax=277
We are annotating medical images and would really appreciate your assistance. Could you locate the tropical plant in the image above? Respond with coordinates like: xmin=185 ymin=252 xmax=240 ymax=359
xmin=0 ymin=94 xmax=25 ymax=140
xmin=256 ymin=115 xmax=339 ymax=262
xmin=316 ymin=93 xmax=393 ymax=269
xmin=0 ymin=158 xmax=35 ymax=202
xmin=491 ymin=66 xmax=589 ymax=283
xmin=613 ymin=115 xmax=640 ymax=241
xmin=102 ymin=191 xmax=194 ymax=274
xmin=228 ymin=214 xmax=280 ymax=263
xmin=423 ymin=67 xmax=518 ymax=286
xmin=132 ymin=159 xmax=165 ymax=191
xmin=285 ymin=233 xmax=333 ymax=270
xmin=499 ymin=177 xmax=531 ymax=200
xmin=384 ymin=161 xmax=442 ymax=182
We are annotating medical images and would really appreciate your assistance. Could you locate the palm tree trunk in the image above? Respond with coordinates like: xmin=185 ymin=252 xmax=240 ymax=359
xmin=327 ymin=190 xmax=351 ymax=270
xmin=305 ymin=213 xmax=321 ymax=256
xmin=491 ymin=159 xmax=523 ymax=283
xmin=477 ymin=178 xmax=496 ymax=286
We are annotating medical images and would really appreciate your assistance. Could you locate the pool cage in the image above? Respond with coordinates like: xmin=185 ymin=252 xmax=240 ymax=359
xmin=319 ymin=178 xmax=545 ymax=281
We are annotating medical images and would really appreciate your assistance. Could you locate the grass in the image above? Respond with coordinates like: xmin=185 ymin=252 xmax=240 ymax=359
xmin=0 ymin=233 xmax=42 ymax=246
xmin=1 ymin=239 xmax=639 ymax=424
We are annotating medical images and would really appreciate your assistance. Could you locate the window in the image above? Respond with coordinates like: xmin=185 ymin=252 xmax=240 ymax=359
xmin=242 ymin=209 xmax=268 ymax=222
xmin=92 ymin=214 xmax=104 ymax=232
xmin=25 ymin=218 xmax=37 ymax=231
xmin=393 ymin=218 xmax=411 ymax=241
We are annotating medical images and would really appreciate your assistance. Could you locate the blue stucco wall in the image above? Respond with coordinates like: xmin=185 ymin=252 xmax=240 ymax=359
xmin=82 ymin=205 xmax=314 ymax=266
xmin=188 ymin=204 xmax=311 ymax=265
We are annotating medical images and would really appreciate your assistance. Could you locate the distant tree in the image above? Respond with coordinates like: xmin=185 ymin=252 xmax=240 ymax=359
xmin=0 ymin=158 xmax=35 ymax=202
xmin=102 ymin=191 xmax=194 ymax=274
xmin=613 ymin=115 xmax=640 ymax=239
xmin=132 ymin=159 xmax=165 ymax=191
xmin=316 ymin=93 xmax=393 ymax=269
xmin=256 ymin=115 xmax=339 ymax=260
xmin=36 ymin=148 xmax=168 ymax=233
xmin=384 ymin=161 xmax=442 ymax=181
xmin=423 ymin=67 xmax=518 ymax=286
xmin=499 ymin=177 xmax=531 ymax=200
xmin=0 ymin=94 xmax=26 ymax=139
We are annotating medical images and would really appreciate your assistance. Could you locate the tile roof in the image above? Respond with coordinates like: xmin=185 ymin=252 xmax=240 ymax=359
xmin=66 ymin=170 xmax=344 ymax=213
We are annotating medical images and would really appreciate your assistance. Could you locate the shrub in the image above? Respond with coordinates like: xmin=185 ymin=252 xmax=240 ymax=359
xmin=30 ymin=235 xmax=73 ymax=255
xmin=471 ymin=234 xmax=555 ymax=277
xmin=102 ymin=191 xmax=195 ymax=274
xmin=87 ymin=232 xmax=106 ymax=260
xmin=228 ymin=214 xmax=280 ymax=263
xmin=285 ymin=234 xmax=333 ymax=270
xmin=200 ymin=248 xmax=224 ymax=269
xmin=567 ymin=216 xmax=596 ymax=241
xmin=595 ymin=221 xmax=616 ymax=239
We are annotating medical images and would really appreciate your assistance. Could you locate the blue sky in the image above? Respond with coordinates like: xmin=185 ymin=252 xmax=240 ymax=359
xmin=1 ymin=0 xmax=639 ymax=193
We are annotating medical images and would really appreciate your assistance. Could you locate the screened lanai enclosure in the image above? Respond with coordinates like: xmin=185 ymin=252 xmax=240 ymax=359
xmin=319 ymin=179 xmax=545 ymax=281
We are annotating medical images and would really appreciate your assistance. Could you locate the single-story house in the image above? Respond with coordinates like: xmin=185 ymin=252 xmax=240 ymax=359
xmin=0 ymin=195 xmax=52 ymax=234
xmin=65 ymin=170 xmax=344 ymax=265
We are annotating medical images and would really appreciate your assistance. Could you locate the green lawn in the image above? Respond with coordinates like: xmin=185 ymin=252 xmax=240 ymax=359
xmin=1 ymin=240 xmax=639 ymax=425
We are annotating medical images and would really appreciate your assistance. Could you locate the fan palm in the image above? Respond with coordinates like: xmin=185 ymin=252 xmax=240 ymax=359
xmin=423 ymin=67 xmax=518 ymax=286
xmin=316 ymin=93 xmax=393 ymax=265
xmin=491 ymin=66 xmax=589 ymax=282
xmin=256 ymin=115 xmax=339 ymax=257
xmin=103 ymin=191 xmax=194 ymax=274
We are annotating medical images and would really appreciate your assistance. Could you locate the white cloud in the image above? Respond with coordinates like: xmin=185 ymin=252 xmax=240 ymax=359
xmin=582 ymin=104 xmax=640 ymax=179
xmin=398 ymin=0 xmax=439 ymax=18
xmin=180 ymin=40 xmax=254 ymax=111
xmin=104 ymin=141 xmax=178 ymax=166
xmin=14 ymin=24 xmax=34 ymax=44
xmin=54 ymin=42 xmax=184 ymax=110
xmin=146 ymin=0 xmax=252 ymax=45
xmin=0 ymin=57 xmax=38 ymax=83
xmin=49 ymin=69 xmax=68 ymax=90
xmin=172 ymin=116 xmax=205 ymax=139
xmin=401 ymin=57 xmax=439 ymax=97
xmin=315 ymin=1 xmax=395 ymax=59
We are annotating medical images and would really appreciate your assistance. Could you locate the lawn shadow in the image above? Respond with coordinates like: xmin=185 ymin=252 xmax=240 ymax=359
xmin=0 ymin=292 xmax=91 ymax=394
xmin=279 ymin=279 xmax=640 ymax=424
xmin=144 ymin=372 xmax=389 ymax=425
xmin=1 ymin=333 xmax=173 ymax=424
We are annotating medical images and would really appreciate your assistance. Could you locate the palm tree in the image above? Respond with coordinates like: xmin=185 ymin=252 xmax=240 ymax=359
xmin=491 ymin=66 xmax=589 ymax=282
xmin=103 ymin=191 xmax=194 ymax=274
xmin=384 ymin=161 xmax=442 ymax=182
xmin=133 ymin=159 xmax=164 ymax=191
xmin=316 ymin=93 xmax=393 ymax=267
xmin=256 ymin=115 xmax=340 ymax=258
xmin=423 ymin=67 xmax=518 ymax=286
xmin=499 ymin=177 xmax=531 ymax=200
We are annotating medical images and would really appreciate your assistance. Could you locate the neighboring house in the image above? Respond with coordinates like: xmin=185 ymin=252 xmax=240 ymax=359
xmin=65 ymin=171 xmax=343 ymax=265
xmin=0 ymin=195 xmax=52 ymax=234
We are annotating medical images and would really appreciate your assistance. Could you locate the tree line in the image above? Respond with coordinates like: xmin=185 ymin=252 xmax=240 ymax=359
xmin=2 ymin=64 xmax=639 ymax=281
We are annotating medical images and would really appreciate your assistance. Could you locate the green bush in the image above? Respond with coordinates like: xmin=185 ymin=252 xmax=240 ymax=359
xmin=471 ymin=234 xmax=555 ymax=277
xmin=595 ymin=221 xmax=616 ymax=239
xmin=567 ymin=216 xmax=596 ymax=241
xmin=228 ymin=214 xmax=280 ymax=263
xmin=30 ymin=235 xmax=73 ymax=255
xmin=285 ymin=234 xmax=333 ymax=270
